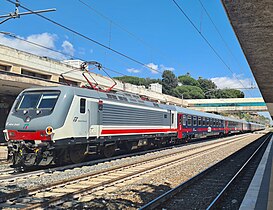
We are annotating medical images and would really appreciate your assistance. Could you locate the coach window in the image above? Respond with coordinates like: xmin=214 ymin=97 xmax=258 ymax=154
xmin=202 ymin=118 xmax=206 ymax=126
xmin=193 ymin=116 xmax=197 ymax=126
xmin=80 ymin=98 xmax=86 ymax=113
xmin=171 ymin=113 xmax=174 ymax=124
xmin=198 ymin=117 xmax=201 ymax=126
xmin=206 ymin=118 xmax=209 ymax=126
xmin=187 ymin=115 xmax=192 ymax=126
xmin=183 ymin=115 xmax=187 ymax=126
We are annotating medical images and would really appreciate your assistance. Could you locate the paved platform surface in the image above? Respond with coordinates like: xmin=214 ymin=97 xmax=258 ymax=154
xmin=240 ymin=135 xmax=273 ymax=210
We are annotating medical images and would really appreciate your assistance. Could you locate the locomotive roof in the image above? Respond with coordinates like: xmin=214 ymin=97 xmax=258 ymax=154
xmin=21 ymin=85 xmax=251 ymax=124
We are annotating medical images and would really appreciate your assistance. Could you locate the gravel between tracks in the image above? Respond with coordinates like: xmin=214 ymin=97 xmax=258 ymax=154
xmin=78 ymin=134 xmax=262 ymax=210
xmin=0 ymin=163 xmax=10 ymax=171
xmin=0 ymin=136 xmax=240 ymax=193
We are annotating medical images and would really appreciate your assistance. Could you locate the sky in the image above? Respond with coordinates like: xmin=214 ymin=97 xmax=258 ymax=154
xmin=0 ymin=0 xmax=263 ymax=99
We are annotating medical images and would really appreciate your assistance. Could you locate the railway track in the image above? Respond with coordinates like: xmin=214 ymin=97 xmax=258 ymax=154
xmin=0 ymin=133 xmax=262 ymax=209
xmin=0 ymin=133 xmax=249 ymax=183
xmin=139 ymin=132 xmax=272 ymax=210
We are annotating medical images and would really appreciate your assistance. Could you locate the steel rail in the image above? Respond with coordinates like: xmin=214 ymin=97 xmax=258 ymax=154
xmin=139 ymin=132 xmax=271 ymax=210
xmin=206 ymin=132 xmax=272 ymax=209
xmin=0 ymin=133 xmax=249 ymax=183
xmin=1 ymin=134 xmax=254 ymax=209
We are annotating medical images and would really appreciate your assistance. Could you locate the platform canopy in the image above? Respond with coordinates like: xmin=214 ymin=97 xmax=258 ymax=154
xmin=221 ymin=1 xmax=273 ymax=118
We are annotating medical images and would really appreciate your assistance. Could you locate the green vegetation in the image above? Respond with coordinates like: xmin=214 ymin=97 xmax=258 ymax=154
xmin=114 ymin=71 xmax=245 ymax=99
xmin=162 ymin=70 xmax=178 ymax=95
xmin=172 ymin=85 xmax=205 ymax=99
xmin=234 ymin=112 xmax=270 ymax=126
xmin=114 ymin=76 xmax=161 ymax=88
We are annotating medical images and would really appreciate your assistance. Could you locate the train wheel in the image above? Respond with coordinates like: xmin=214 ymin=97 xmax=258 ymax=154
xmin=69 ymin=145 xmax=86 ymax=164
xmin=102 ymin=144 xmax=116 ymax=158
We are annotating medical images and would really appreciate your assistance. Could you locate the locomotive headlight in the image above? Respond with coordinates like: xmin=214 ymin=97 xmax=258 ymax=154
xmin=8 ymin=131 xmax=15 ymax=137
xmin=46 ymin=126 xmax=53 ymax=135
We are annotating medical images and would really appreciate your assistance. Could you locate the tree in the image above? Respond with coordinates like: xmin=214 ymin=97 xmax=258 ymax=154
xmin=162 ymin=70 xmax=178 ymax=95
xmin=197 ymin=77 xmax=217 ymax=93
xmin=114 ymin=76 xmax=146 ymax=86
xmin=145 ymin=78 xmax=162 ymax=86
xmin=215 ymin=89 xmax=244 ymax=98
xmin=114 ymin=76 xmax=161 ymax=88
xmin=178 ymin=75 xmax=200 ymax=87
xmin=172 ymin=85 xmax=205 ymax=99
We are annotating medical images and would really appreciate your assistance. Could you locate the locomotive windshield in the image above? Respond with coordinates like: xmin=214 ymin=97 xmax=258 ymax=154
xmin=17 ymin=91 xmax=60 ymax=110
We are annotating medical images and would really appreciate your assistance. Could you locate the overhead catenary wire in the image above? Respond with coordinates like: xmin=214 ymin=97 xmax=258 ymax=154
xmin=0 ymin=31 xmax=127 ymax=77
xmin=198 ymin=0 xmax=256 ymax=89
xmin=171 ymin=0 xmax=253 ymax=97
xmin=78 ymin=0 xmax=183 ymax=71
xmin=4 ymin=0 xmax=163 ymax=74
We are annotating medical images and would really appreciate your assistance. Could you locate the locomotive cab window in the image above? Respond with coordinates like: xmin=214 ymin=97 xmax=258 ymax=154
xmin=80 ymin=98 xmax=86 ymax=113
xmin=17 ymin=91 xmax=60 ymax=110
xmin=38 ymin=93 xmax=59 ymax=109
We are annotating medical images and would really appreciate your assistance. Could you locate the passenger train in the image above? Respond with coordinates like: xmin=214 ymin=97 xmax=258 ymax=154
xmin=4 ymin=86 xmax=265 ymax=169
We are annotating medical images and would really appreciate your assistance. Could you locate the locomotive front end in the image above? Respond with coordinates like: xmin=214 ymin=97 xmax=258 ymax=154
xmin=4 ymin=88 xmax=64 ymax=170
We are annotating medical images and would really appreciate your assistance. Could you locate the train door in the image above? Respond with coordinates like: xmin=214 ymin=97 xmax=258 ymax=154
xmin=88 ymin=100 xmax=100 ymax=138
xmin=225 ymin=120 xmax=228 ymax=134
xmin=177 ymin=113 xmax=183 ymax=139
xmin=169 ymin=110 xmax=176 ymax=129
xmin=78 ymin=98 xmax=88 ymax=137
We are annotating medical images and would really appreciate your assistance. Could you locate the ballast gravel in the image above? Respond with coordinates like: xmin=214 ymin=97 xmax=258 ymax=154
xmin=0 ymin=136 xmax=240 ymax=192
xmin=78 ymin=134 xmax=262 ymax=210
xmin=0 ymin=163 xmax=10 ymax=171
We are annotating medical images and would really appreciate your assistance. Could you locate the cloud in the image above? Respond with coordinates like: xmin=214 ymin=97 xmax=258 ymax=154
xmin=147 ymin=63 xmax=159 ymax=74
xmin=211 ymin=74 xmax=254 ymax=89
xmin=127 ymin=68 xmax=140 ymax=73
xmin=160 ymin=64 xmax=175 ymax=72
xmin=0 ymin=32 xmax=74 ymax=60
xmin=62 ymin=40 xmax=75 ymax=57
xmin=127 ymin=63 xmax=175 ymax=75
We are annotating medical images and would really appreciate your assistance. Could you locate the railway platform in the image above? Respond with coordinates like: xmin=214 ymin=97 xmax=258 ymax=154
xmin=240 ymin=134 xmax=273 ymax=210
